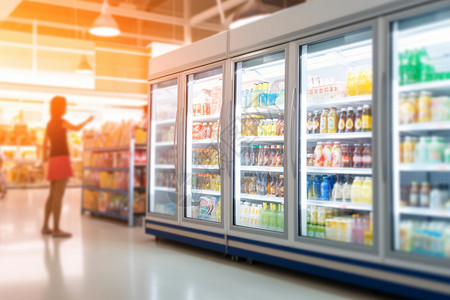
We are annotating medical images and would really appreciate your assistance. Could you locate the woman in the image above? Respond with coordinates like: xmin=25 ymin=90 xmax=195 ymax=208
xmin=41 ymin=96 xmax=93 ymax=238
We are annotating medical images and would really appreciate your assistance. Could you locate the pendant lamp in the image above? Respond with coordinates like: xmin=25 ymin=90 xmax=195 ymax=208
xmin=89 ymin=0 xmax=120 ymax=37
xmin=229 ymin=0 xmax=271 ymax=29
xmin=76 ymin=55 xmax=93 ymax=74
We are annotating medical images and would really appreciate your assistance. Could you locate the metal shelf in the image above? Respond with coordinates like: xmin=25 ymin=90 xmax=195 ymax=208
xmin=399 ymin=163 xmax=450 ymax=172
xmin=191 ymin=189 xmax=221 ymax=196
xmin=241 ymin=105 xmax=284 ymax=115
xmin=192 ymin=114 xmax=220 ymax=122
xmin=83 ymin=166 xmax=129 ymax=172
xmin=307 ymin=132 xmax=372 ymax=141
xmin=240 ymin=136 xmax=284 ymax=144
xmin=155 ymin=164 xmax=175 ymax=169
xmin=306 ymin=167 xmax=372 ymax=175
xmin=399 ymin=207 xmax=450 ymax=219
xmin=397 ymin=80 xmax=450 ymax=93
xmin=398 ymin=121 xmax=450 ymax=132
xmin=306 ymin=95 xmax=372 ymax=109
xmin=83 ymin=186 xmax=128 ymax=195
xmin=240 ymin=166 xmax=284 ymax=173
xmin=154 ymin=142 xmax=174 ymax=147
xmin=154 ymin=186 xmax=176 ymax=193
xmin=192 ymin=165 xmax=219 ymax=170
xmin=155 ymin=119 xmax=176 ymax=126
xmin=240 ymin=193 xmax=284 ymax=203
xmin=192 ymin=139 xmax=218 ymax=145
xmin=82 ymin=208 xmax=129 ymax=221
xmin=307 ymin=200 xmax=372 ymax=211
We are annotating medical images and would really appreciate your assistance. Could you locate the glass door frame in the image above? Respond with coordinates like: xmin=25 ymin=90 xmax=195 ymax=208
xmin=180 ymin=61 xmax=227 ymax=228
xmin=147 ymin=74 xmax=182 ymax=221
xmin=293 ymin=20 xmax=382 ymax=256
xmin=228 ymin=43 xmax=291 ymax=238
xmin=383 ymin=1 xmax=450 ymax=272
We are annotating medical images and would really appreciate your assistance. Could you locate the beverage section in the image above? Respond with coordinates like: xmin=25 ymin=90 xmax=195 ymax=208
xmin=299 ymin=29 xmax=374 ymax=245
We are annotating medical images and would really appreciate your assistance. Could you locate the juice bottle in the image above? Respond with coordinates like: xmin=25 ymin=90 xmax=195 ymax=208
xmin=364 ymin=217 xmax=373 ymax=246
xmin=338 ymin=108 xmax=347 ymax=133
xmin=362 ymin=104 xmax=372 ymax=132
xmin=314 ymin=142 xmax=324 ymax=167
xmin=362 ymin=143 xmax=372 ymax=168
xmin=320 ymin=108 xmax=329 ymax=134
xmin=351 ymin=176 xmax=362 ymax=203
xmin=361 ymin=177 xmax=373 ymax=204
xmin=312 ymin=110 xmax=321 ymax=134
xmin=428 ymin=136 xmax=445 ymax=163
xmin=406 ymin=92 xmax=418 ymax=123
xmin=328 ymin=107 xmax=338 ymax=133
xmin=420 ymin=182 xmax=430 ymax=208
xmin=323 ymin=142 xmax=332 ymax=167
xmin=271 ymin=119 xmax=278 ymax=136
xmin=251 ymin=85 xmax=259 ymax=107
xmin=265 ymin=119 xmax=272 ymax=136
xmin=346 ymin=68 xmax=357 ymax=96
xmin=409 ymin=182 xmax=420 ymax=207
xmin=332 ymin=176 xmax=343 ymax=202
xmin=331 ymin=142 xmax=343 ymax=167
xmin=342 ymin=176 xmax=352 ymax=202
xmin=398 ymin=93 xmax=409 ymax=124
xmin=352 ymin=144 xmax=362 ymax=168
xmin=258 ymin=119 xmax=265 ymax=136
xmin=321 ymin=176 xmax=331 ymax=200
xmin=403 ymin=136 xmax=415 ymax=163
xmin=261 ymin=202 xmax=269 ymax=229
xmin=415 ymin=136 xmax=428 ymax=164
xmin=355 ymin=106 xmax=363 ymax=132
xmin=345 ymin=106 xmax=355 ymax=133
xmin=278 ymin=175 xmax=284 ymax=197
xmin=418 ymin=91 xmax=432 ymax=123
xmin=277 ymin=204 xmax=284 ymax=231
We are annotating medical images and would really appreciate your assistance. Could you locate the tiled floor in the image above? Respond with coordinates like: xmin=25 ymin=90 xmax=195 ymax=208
xmin=0 ymin=188 xmax=389 ymax=300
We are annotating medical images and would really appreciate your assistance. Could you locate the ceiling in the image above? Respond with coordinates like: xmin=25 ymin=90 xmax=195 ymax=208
xmin=0 ymin=0 xmax=305 ymax=49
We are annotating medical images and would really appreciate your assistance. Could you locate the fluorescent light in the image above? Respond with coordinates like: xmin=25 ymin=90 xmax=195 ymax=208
xmin=89 ymin=0 xmax=120 ymax=37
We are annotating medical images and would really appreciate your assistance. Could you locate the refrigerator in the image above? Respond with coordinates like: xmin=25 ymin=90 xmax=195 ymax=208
xmin=389 ymin=7 xmax=450 ymax=260
xmin=148 ymin=77 xmax=179 ymax=217
xmin=298 ymin=27 xmax=376 ymax=247
xmin=232 ymin=48 xmax=287 ymax=233
xmin=184 ymin=64 xmax=224 ymax=224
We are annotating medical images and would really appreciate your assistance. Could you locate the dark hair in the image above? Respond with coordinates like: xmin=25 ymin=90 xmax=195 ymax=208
xmin=50 ymin=96 xmax=66 ymax=118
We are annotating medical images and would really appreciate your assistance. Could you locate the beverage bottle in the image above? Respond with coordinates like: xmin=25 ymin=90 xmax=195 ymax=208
xmin=342 ymin=176 xmax=352 ymax=202
xmin=362 ymin=143 xmax=372 ymax=168
xmin=328 ymin=107 xmax=338 ymax=133
xmin=429 ymin=185 xmax=442 ymax=210
xmin=275 ymin=145 xmax=283 ymax=167
xmin=271 ymin=119 xmax=278 ymax=136
xmin=445 ymin=145 xmax=450 ymax=164
xmin=345 ymin=106 xmax=355 ymax=133
xmin=406 ymin=92 xmax=418 ymax=123
xmin=418 ymin=91 xmax=432 ymax=123
xmin=409 ymin=182 xmax=420 ymax=207
xmin=362 ymin=105 xmax=372 ymax=132
xmin=352 ymin=214 xmax=361 ymax=244
xmin=320 ymin=108 xmax=329 ymax=134
xmin=261 ymin=202 xmax=269 ymax=229
xmin=312 ymin=110 xmax=321 ymax=134
xmin=257 ymin=145 xmax=264 ymax=166
xmin=307 ymin=176 xmax=313 ymax=199
xmin=420 ymin=182 xmax=430 ymax=208
xmin=361 ymin=177 xmax=373 ymax=204
xmin=277 ymin=204 xmax=284 ymax=232
xmin=351 ymin=176 xmax=362 ymax=203
xmin=249 ymin=203 xmax=257 ymax=227
xmin=403 ymin=136 xmax=415 ymax=163
xmin=341 ymin=144 xmax=351 ymax=168
xmin=332 ymin=176 xmax=343 ymax=202
xmin=415 ymin=136 xmax=428 ymax=164
xmin=314 ymin=142 xmax=324 ymax=167
xmin=355 ymin=106 xmax=363 ymax=132
xmin=428 ymin=136 xmax=445 ymax=163
xmin=321 ymin=176 xmax=331 ymax=201
xmin=263 ymin=145 xmax=270 ymax=166
xmin=338 ymin=108 xmax=347 ymax=133
xmin=268 ymin=203 xmax=277 ymax=230
xmin=265 ymin=119 xmax=272 ymax=136
xmin=278 ymin=175 xmax=284 ymax=198
xmin=323 ymin=142 xmax=332 ymax=167
xmin=331 ymin=142 xmax=343 ymax=168
xmin=352 ymin=144 xmax=363 ymax=168
xmin=251 ymin=85 xmax=259 ymax=107
xmin=269 ymin=145 xmax=276 ymax=166
xmin=258 ymin=119 xmax=265 ymax=136
xmin=313 ymin=176 xmax=322 ymax=200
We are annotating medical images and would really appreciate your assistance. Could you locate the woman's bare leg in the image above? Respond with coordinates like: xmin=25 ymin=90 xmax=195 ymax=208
xmin=51 ymin=178 xmax=71 ymax=238
xmin=41 ymin=181 xmax=55 ymax=234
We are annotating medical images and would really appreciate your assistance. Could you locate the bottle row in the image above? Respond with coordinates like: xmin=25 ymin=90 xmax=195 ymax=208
xmin=156 ymin=150 xmax=175 ymax=165
xmin=307 ymin=208 xmax=373 ymax=246
xmin=83 ymin=169 xmax=146 ymax=190
xmin=307 ymin=105 xmax=372 ymax=135
xmin=192 ymin=148 xmax=219 ymax=166
xmin=307 ymin=175 xmax=373 ymax=204
xmin=191 ymin=195 xmax=221 ymax=222
xmin=239 ymin=202 xmax=284 ymax=232
xmin=399 ymin=91 xmax=450 ymax=124
xmin=241 ymin=81 xmax=285 ymax=109
xmin=399 ymin=219 xmax=450 ymax=258
xmin=311 ymin=142 xmax=372 ymax=168
xmin=240 ymin=145 xmax=284 ymax=167
xmin=401 ymin=182 xmax=450 ymax=210
xmin=192 ymin=121 xmax=219 ymax=141
xmin=398 ymin=47 xmax=450 ymax=86
xmin=155 ymin=170 xmax=176 ymax=188
xmin=192 ymin=86 xmax=222 ymax=117
xmin=241 ymin=114 xmax=285 ymax=137
xmin=241 ymin=173 xmax=284 ymax=198
xmin=400 ymin=136 xmax=450 ymax=164
xmin=192 ymin=173 xmax=221 ymax=192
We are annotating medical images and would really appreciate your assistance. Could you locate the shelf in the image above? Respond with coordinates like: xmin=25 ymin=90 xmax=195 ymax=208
xmin=155 ymin=118 xmax=176 ymax=126
xmin=399 ymin=163 xmax=450 ymax=172
xmin=191 ymin=189 xmax=221 ymax=196
xmin=0 ymin=145 xmax=37 ymax=150
xmin=135 ymin=164 xmax=147 ymax=167
xmin=306 ymin=95 xmax=372 ymax=109
xmin=135 ymin=144 xmax=147 ymax=151
xmin=192 ymin=114 xmax=220 ymax=122
xmin=154 ymin=142 xmax=174 ymax=147
xmin=82 ymin=208 xmax=129 ymax=221
xmin=397 ymin=80 xmax=450 ymax=93
xmin=306 ymin=167 xmax=372 ymax=175
xmin=307 ymin=200 xmax=372 ymax=211
xmin=398 ymin=121 xmax=450 ymax=132
xmin=192 ymin=139 xmax=218 ymax=145
xmin=5 ymin=159 xmax=37 ymax=164
xmin=83 ymin=166 xmax=129 ymax=172
xmin=155 ymin=164 xmax=175 ymax=169
xmin=241 ymin=105 xmax=284 ymax=115
xmin=154 ymin=186 xmax=176 ymax=193
xmin=192 ymin=165 xmax=219 ymax=170
xmin=240 ymin=136 xmax=284 ymax=144
xmin=239 ymin=193 xmax=284 ymax=203
xmin=307 ymin=132 xmax=372 ymax=141
xmin=399 ymin=207 xmax=450 ymax=219
xmin=83 ymin=186 xmax=128 ymax=195
xmin=84 ymin=146 xmax=129 ymax=152
xmin=134 ymin=186 xmax=146 ymax=191
xmin=240 ymin=166 xmax=284 ymax=173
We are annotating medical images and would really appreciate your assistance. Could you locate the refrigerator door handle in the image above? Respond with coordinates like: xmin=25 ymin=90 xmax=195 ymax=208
xmin=290 ymin=87 xmax=297 ymax=179
xmin=218 ymin=98 xmax=225 ymax=168
xmin=227 ymin=99 xmax=232 ymax=178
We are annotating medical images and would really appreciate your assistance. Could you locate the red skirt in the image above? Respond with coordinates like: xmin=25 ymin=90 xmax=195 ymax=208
xmin=47 ymin=155 xmax=73 ymax=181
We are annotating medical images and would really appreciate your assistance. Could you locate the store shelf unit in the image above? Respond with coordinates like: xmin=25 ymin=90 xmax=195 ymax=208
xmin=81 ymin=138 xmax=147 ymax=226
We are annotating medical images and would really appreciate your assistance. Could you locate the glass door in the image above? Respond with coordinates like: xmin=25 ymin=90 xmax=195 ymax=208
xmin=234 ymin=50 xmax=286 ymax=232
xmin=299 ymin=28 xmax=374 ymax=245
xmin=391 ymin=8 xmax=450 ymax=259
xmin=185 ymin=67 xmax=223 ymax=222
xmin=149 ymin=78 xmax=178 ymax=216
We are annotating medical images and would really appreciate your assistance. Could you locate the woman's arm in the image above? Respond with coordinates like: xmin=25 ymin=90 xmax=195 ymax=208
xmin=62 ymin=115 xmax=94 ymax=132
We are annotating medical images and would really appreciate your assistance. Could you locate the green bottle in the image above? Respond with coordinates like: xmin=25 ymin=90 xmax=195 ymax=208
xmin=261 ymin=202 xmax=269 ymax=229
xmin=268 ymin=203 xmax=277 ymax=230
xmin=277 ymin=204 xmax=284 ymax=232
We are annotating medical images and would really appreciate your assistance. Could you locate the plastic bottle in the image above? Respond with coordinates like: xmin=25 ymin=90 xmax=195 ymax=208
xmin=415 ymin=136 xmax=429 ymax=164
xmin=355 ymin=106 xmax=363 ymax=132
xmin=331 ymin=142 xmax=343 ymax=168
xmin=314 ymin=142 xmax=324 ymax=167
xmin=403 ymin=136 xmax=415 ymax=163
xmin=345 ymin=106 xmax=355 ymax=133
xmin=352 ymin=144 xmax=363 ymax=168
xmin=338 ymin=108 xmax=347 ymax=133
xmin=351 ymin=177 xmax=362 ymax=203
xmin=361 ymin=177 xmax=373 ymax=204
xmin=312 ymin=110 xmax=321 ymax=134
xmin=420 ymin=182 xmax=430 ymax=208
xmin=321 ymin=176 xmax=331 ymax=201
xmin=362 ymin=143 xmax=372 ymax=168
xmin=323 ymin=142 xmax=333 ymax=167
xmin=261 ymin=202 xmax=269 ymax=229
xmin=327 ymin=107 xmax=338 ymax=133
xmin=277 ymin=204 xmax=284 ymax=232
xmin=332 ymin=176 xmax=343 ymax=202
xmin=320 ymin=108 xmax=329 ymax=134
xmin=418 ymin=91 xmax=432 ymax=123
xmin=362 ymin=104 xmax=372 ymax=132
xmin=313 ymin=176 xmax=322 ymax=200
xmin=342 ymin=176 xmax=352 ymax=202
xmin=428 ymin=136 xmax=445 ymax=163
xmin=307 ymin=112 xmax=313 ymax=134
xmin=429 ymin=185 xmax=442 ymax=210
xmin=409 ymin=182 xmax=420 ymax=207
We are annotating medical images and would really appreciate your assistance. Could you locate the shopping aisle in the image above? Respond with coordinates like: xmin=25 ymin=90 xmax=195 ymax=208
xmin=0 ymin=188 xmax=388 ymax=300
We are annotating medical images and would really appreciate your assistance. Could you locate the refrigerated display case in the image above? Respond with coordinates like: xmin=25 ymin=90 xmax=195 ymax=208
xmin=149 ymin=78 xmax=178 ymax=216
xmin=299 ymin=28 xmax=374 ymax=246
xmin=233 ymin=50 xmax=286 ymax=233
xmin=390 ymin=8 xmax=450 ymax=259
xmin=185 ymin=66 xmax=223 ymax=223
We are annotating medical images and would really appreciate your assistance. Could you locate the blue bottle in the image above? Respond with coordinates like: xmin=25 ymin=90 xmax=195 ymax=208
xmin=313 ymin=176 xmax=322 ymax=200
xmin=321 ymin=176 xmax=330 ymax=201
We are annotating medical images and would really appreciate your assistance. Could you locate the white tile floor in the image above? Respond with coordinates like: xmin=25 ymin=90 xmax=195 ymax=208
xmin=0 ymin=188 xmax=391 ymax=300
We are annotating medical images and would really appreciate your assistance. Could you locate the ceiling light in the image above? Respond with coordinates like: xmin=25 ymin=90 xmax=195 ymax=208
xmin=229 ymin=0 xmax=271 ymax=29
xmin=89 ymin=0 xmax=120 ymax=37
xmin=75 ymin=55 xmax=93 ymax=74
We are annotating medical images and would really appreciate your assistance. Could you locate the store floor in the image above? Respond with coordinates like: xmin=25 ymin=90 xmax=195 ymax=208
xmin=0 ymin=188 xmax=392 ymax=300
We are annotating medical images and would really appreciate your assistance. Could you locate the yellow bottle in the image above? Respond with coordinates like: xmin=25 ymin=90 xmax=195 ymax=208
xmin=364 ymin=217 xmax=373 ymax=246
xmin=361 ymin=177 xmax=373 ymax=204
